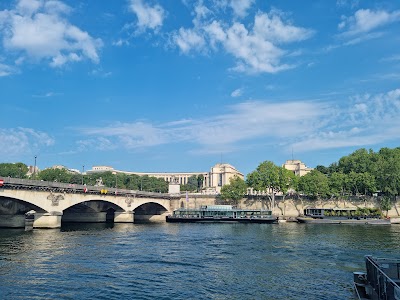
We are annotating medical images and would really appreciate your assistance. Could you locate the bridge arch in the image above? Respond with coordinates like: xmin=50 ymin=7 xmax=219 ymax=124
xmin=0 ymin=195 xmax=47 ymax=214
xmin=62 ymin=199 xmax=126 ymax=223
xmin=132 ymin=201 xmax=169 ymax=222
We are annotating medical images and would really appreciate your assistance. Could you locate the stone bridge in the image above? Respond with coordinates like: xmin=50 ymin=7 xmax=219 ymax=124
xmin=0 ymin=178 xmax=184 ymax=228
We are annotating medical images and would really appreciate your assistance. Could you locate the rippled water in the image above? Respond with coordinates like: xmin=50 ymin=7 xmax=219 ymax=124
xmin=0 ymin=223 xmax=399 ymax=300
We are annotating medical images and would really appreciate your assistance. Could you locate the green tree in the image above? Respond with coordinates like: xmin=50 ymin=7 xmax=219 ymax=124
xmin=380 ymin=196 xmax=392 ymax=217
xmin=38 ymin=168 xmax=73 ymax=183
xmin=197 ymin=174 xmax=204 ymax=191
xmin=247 ymin=161 xmax=296 ymax=210
xmin=315 ymin=165 xmax=329 ymax=175
xmin=298 ymin=170 xmax=330 ymax=199
xmin=338 ymin=148 xmax=376 ymax=174
xmin=328 ymin=172 xmax=347 ymax=197
xmin=0 ymin=163 xmax=29 ymax=178
xmin=181 ymin=175 xmax=198 ymax=192
xmin=375 ymin=147 xmax=400 ymax=198
xmin=220 ymin=175 xmax=247 ymax=204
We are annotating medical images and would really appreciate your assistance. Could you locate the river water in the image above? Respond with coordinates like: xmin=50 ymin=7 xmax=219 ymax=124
xmin=0 ymin=222 xmax=399 ymax=300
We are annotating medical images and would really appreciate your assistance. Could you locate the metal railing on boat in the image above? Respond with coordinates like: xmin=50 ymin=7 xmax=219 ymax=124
xmin=364 ymin=255 xmax=400 ymax=300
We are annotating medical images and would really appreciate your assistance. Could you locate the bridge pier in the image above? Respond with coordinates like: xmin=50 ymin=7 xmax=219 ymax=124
xmin=62 ymin=212 xmax=108 ymax=223
xmin=33 ymin=212 xmax=63 ymax=229
xmin=114 ymin=211 xmax=135 ymax=223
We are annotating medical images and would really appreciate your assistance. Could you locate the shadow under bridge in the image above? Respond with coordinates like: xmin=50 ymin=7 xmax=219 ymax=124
xmin=62 ymin=200 xmax=169 ymax=224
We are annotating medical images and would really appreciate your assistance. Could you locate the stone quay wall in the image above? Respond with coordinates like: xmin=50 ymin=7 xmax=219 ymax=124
xmin=179 ymin=194 xmax=400 ymax=218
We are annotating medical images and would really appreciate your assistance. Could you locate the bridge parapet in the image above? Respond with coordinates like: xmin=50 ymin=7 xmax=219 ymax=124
xmin=0 ymin=177 xmax=180 ymax=200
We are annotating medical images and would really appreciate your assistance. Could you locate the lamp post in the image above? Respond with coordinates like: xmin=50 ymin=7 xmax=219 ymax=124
xmin=82 ymin=165 xmax=85 ymax=185
xmin=112 ymin=171 xmax=117 ymax=194
xmin=33 ymin=155 xmax=37 ymax=178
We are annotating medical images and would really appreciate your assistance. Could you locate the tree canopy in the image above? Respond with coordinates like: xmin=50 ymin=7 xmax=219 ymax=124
xmin=220 ymin=175 xmax=247 ymax=203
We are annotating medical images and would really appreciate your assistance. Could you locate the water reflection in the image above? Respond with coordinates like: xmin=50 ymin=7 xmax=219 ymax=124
xmin=0 ymin=223 xmax=399 ymax=299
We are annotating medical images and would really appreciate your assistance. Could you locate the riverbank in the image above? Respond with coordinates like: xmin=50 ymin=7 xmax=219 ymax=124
xmin=175 ymin=194 xmax=400 ymax=219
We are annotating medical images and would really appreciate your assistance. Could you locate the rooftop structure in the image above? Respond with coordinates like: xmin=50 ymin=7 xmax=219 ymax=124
xmin=282 ymin=160 xmax=313 ymax=176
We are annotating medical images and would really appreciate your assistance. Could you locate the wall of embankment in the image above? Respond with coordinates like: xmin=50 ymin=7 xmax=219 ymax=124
xmin=180 ymin=195 xmax=400 ymax=218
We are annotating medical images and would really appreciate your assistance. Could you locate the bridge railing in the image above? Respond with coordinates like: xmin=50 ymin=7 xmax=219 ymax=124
xmin=0 ymin=177 xmax=178 ymax=199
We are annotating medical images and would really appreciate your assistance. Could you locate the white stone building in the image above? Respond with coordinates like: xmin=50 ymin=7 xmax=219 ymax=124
xmin=87 ymin=163 xmax=244 ymax=193
xmin=282 ymin=160 xmax=313 ymax=176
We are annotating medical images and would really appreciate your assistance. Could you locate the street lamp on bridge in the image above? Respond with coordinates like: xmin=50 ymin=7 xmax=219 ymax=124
xmin=33 ymin=155 xmax=37 ymax=178
xmin=112 ymin=171 xmax=117 ymax=194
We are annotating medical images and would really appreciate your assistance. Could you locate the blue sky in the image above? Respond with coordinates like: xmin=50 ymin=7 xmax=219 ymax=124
xmin=0 ymin=0 xmax=400 ymax=176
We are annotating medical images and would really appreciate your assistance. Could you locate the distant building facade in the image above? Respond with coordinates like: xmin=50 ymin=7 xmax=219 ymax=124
xmin=282 ymin=160 xmax=313 ymax=176
xmin=87 ymin=163 xmax=244 ymax=193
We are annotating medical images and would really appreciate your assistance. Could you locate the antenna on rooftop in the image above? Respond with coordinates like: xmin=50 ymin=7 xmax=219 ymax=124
xmin=291 ymin=148 xmax=294 ymax=161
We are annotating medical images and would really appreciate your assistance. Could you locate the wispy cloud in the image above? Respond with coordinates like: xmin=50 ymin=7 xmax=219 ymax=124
xmin=75 ymin=100 xmax=327 ymax=154
xmin=336 ymin=0 xmax=359 ymax=9
xmin=339 ymin=9 xmax=400 ymax=35
xmin=215 ymin=0 xmax=255 ymax=18
xmin=0 ymin=63 xmax=16 ymax=76
xmin=74 ymin=88 xmax=400 ymax=156
xmin=32 ymin=91 xmax=61 ymax=98
xmin=0 ymin=0 xmax=102 ymax=67
xmin=231 ymin=88 xmax=243 ymax=97
xmin=0 ymin=127 xmax=54 ymax=157
xmin=337 ymin=8 xmax=400 ymax=45
xmin=291 ymin=89 xmax=400 ymax=151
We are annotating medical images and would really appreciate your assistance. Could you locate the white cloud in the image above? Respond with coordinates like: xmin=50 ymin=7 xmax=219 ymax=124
xmin=339 ymin=9 xmax=400 ymax=36
xmin=32 ymin=91 xmax=61 ymax=98
xmin=291 ymin=89 xmax=400 ymax=151
xmin=231 ymin=88 xmax=242 ymax=97
xmin=76 ymin=100 xmax=326 ymax=154
xmin=212 ymin=0 xmax=254 ymax=18
xmin=173 ymin=28 xmax=206 ymax=54
xmin=0 ymin=63 xmax=16 ymax=76
xmin=128 ymin=0 xmax=165 ymax=33
xmin=75 ymin=88 xmax=400 ymax=156
xmin=0 ymin=0 xmax=102 ymax=67
xmin=172 ymin=9 xmax=314 ymax=73
xmin=0 ymin=127 xmax=54 ymax=157
xmin=229 ymin=0 xmax=254 ymax=18
xmin=336 ymin=0 xmax=359 ymax=9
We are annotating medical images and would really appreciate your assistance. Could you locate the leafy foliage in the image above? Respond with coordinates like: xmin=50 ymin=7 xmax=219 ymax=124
xmin=181 ymin=175 xmax=199 ymax=192
xmin=246 ymin=161 xmax=297 ymax=198
xmin=220 ymin=176 xmax=247 ymax=203
xmin=0 ymin=163 xmax=29 ymax=178
xmin=298 ymin=170 xmax=329 ymax=199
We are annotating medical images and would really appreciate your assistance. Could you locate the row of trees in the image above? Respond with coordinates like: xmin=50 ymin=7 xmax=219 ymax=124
xmin=220 ymin=147 xmax=400 ymax=208
xmin=180 ymin=175 xmax=204 ymax=192
xmin=0 ymin=164 xmax=168 ymax=193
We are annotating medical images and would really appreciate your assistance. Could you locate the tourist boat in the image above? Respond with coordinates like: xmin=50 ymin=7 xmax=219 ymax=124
xmin=353 ymin=255 xmax=400 ymax=299
xmin=166 ymin=205 xmax=277 ymax=223
xmin=296 ymin=208 xmax=391 ymax=225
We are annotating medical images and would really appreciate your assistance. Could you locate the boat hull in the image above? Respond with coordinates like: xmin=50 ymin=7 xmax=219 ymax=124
xmin=296 ymin=216 xmax=391 ymax=225
xmin=166 ymin=216 xmax=277 ymax=224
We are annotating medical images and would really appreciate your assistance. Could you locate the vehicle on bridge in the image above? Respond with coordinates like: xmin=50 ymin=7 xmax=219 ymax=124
xmin=166 ymin=205 xmax=277 ymax=223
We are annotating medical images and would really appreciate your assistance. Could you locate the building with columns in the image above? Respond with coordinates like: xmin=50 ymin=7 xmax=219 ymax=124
xmin=282 ymin=160 xmax=313 ymax=176
xmin=87 ymin=163 xmax=244 ymax=193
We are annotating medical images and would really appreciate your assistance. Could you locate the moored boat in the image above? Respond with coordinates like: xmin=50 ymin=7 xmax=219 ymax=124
xmin=296 ymin=208 xmax=391 ymax=225
xmin=353 ymin=255 xmax=400 ymax=299
xmin=166 ymin=205 xmax=277 ymax=223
